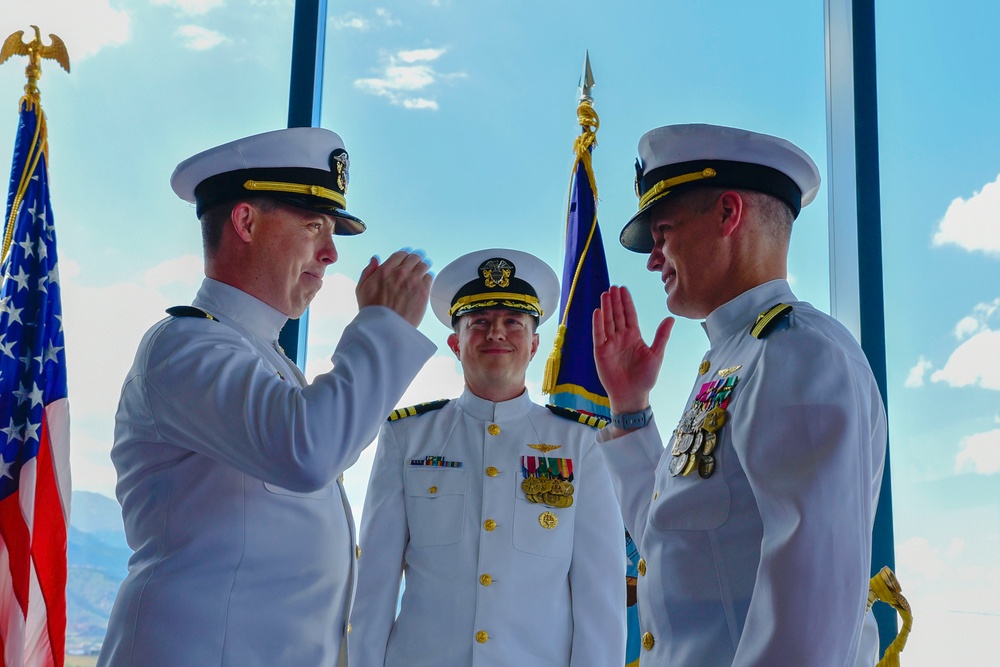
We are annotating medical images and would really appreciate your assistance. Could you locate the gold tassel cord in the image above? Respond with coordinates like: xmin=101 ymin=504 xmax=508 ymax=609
xmin=867 ymin=567 xmax=913 ymax=667
xmin=2 ymin=100 xmax=46 ymax=265
xmin=542 ymin=324 xmax=567 ymax=395
xmin=542 ymin=100 xmax=601 ymax=395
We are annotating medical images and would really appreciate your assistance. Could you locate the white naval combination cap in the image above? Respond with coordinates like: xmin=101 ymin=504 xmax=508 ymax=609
xmin=621 ymin=123 xmax=821 ymax=253
xmin=170 ymin=126 xmax=365 ymax=235
xmin=430 ymin=248 xmax=560 ymax=329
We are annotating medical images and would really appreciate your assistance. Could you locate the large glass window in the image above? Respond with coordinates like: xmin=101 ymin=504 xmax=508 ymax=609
xmin=876 ymin=2 xmax=1000 ymax=664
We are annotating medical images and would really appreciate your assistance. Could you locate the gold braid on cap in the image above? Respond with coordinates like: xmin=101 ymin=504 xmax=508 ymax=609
xmin=449 ymin=292 xmax=542 ymax=317
xmin=637 ymin=167 xmax=718 ymax=210
xmin=243 ymin=179 xmax=346 ymax=207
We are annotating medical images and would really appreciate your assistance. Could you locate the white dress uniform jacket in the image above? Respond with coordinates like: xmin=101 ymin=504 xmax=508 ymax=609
xmin=350 ymin=389 xmax=626 ymax=667
xmin=600 ymin=279 xmax=887 ymax=666
xmin=98 ymin=278 xmax=436 ymax=667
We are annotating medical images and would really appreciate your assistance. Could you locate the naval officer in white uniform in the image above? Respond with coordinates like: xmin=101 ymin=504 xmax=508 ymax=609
xmin=98 ymin=128 xmax=436 ymax=667
xmin=350 ymin=249 xmax=626 ymax=667
xmin=592 ymin=125 xmax=887 ymax=666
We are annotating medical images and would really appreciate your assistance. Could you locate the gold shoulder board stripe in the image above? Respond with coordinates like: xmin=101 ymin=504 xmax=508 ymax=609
xmin=545 ymin=404 xmax=610 ymax=429
xmin=750 ymin=303 xmax=793 ymax=339
xmin=387 ymin=399 xmax=450 ymax=421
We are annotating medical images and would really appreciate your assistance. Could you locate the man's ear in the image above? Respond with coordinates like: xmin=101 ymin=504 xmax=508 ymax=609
xmin=230 ymin=202 xmax=255 ymax=243
xmin=718 ymin=190 xmax=745 ymax=238
xmin=528 ymin=332 xmax=540 ymax=360
xmin=447 ymin=332 xmax=461 ymax=358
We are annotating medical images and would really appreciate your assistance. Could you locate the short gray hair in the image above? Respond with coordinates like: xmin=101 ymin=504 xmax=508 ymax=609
xmin=199 ymin=197 xmax=279 ymax=258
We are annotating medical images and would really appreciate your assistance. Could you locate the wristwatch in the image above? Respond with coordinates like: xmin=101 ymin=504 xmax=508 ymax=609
xmin=610 ymin=406 xmax=653 ymax=430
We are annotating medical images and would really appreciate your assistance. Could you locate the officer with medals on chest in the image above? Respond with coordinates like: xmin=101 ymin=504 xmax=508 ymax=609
xmin=99 ymin=128 xmax=437 ymax=667
xmin=350 ymin=248 xmax=626 ymax=667
xmin=592 ymin=124 xmax=888 ymax=666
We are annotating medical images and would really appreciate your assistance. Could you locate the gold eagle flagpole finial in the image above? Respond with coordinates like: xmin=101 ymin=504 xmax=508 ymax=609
xmin=1 ymin=25 xmax=71 ymax=100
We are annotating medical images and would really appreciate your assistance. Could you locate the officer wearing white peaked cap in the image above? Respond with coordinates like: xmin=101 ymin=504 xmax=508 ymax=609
xmin=351 ymin=248 xmax=626 ymax=667
xmin=594 ymin=123 xmax=886 ymax=667
xmin=100 ymin=127 xmax=436 ymax=667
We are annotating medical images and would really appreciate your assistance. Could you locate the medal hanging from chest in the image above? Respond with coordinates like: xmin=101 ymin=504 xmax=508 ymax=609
xmin=521 ymin=456 xmax=575 ymax=508
xmin=669 ymin=373 xmax=739 ymax=479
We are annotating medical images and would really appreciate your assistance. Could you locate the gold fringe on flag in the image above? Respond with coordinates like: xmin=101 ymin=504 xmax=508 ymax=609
xmin=542 ymin=99 xmax=601 ymax=394
xmin=867 ymin=566 xmax=913 ymax=667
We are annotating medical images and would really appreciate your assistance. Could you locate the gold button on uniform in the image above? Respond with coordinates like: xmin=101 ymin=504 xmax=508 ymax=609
xmin=429 ymin=486 xmax=438 ymax=494
xmin=642 ymin=631 xmax=655 ymax=650
xmin=539 ymin=511 xmax=558 ymax=529
xmin=488 ymin=424 xmax=501 ymax=436
xmin=347 ymin=623 xmax=352 ymax=635
xmin=486 ymin=466 xmax=499 ymax=477
xmin=356 ymin=545 xmax=361 ymax=559
xmin=699 ymin=359 xmax=710 ymax=375
xmin=653 ymin=492 xmax=658 ymax=500
xmin=476 ymin=630 xmax=489 ymax=643
xmin=479 ymin=574 xmax=493 ymax=586
xmin=637 ymin=558 xmax=646 ymax=577
xmin=483 ymin=519 xmax=497 ymax=532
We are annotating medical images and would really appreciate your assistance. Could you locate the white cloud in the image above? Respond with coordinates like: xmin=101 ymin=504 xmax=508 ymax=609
xmin=931 ymin=329 xmax=1000 ymax=390
xmin=151 ymin=0 xmax=226 ymax=16
xmin=397 ymin=48 xmax=445 ymax=63
xmin=955 ymin=428 xmax=1000 ymax=475
xmin=897 ymin=536 xmax=952 ymax=580
xmin=3 ymin=0 xmax=131 ymax=62
xmin=176 ymin=25 xmax=228 ymax=50
xmin=904 ymin=355 xmax=933 ymax=388
xmin=303 ymin=272 xmax=365 ymax=377
xmin=954 ymin=315 xmax=983 ymax=340
xmin=354 ymin=47 xmax=464 ymax=110
xmin=331 ymin=8 xmax=399 ymax=31
xmin=63 ymin=279 xmax=171 ymax=417
xmin=331 ymin=13 xmax=370 ymax=31
xmin=69 ymin=431 xmax=118 ymax=498
xmin=403 ymin=98 xmax=439 ymax=110
xmin=932 ymin=174 xmax=1000 ymax=256
xmin=142 ymin=254 xmax=203 ymax=289
xmin=895 ymin=535 xmax=1000 ymax=666
xmin=374 ymin=8 xmax=401 ymax=26
xmin=931 ymin=299 xmax=1000 ymax=390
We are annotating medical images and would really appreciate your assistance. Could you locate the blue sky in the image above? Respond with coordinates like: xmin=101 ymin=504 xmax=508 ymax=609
xmin=2 ymin=1 xmax=997 ymax=663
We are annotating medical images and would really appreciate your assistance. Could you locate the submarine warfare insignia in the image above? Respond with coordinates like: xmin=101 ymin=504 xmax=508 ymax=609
xmin=670 ymin=374 xmax=739 ymax=479
xmin=521 ymin=455 xmax=574 ymax=508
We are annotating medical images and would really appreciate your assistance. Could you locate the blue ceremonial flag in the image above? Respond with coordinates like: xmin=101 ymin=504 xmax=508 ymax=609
xmin=541 ymin=54 xmax=641 ymax=667
xmin=0 ymin=84 xmax=71 ymax=664
xmin=541 ymin=74 xmax=611 ymax=418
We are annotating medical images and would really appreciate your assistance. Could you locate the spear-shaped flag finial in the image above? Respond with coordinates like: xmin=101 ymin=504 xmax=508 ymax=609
xmin=578 ymin=50 xmax=595 ymax=104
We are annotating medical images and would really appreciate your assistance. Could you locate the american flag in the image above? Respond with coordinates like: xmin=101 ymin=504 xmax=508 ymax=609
xmin=0 ymin=95 xmax=71 ymax=667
